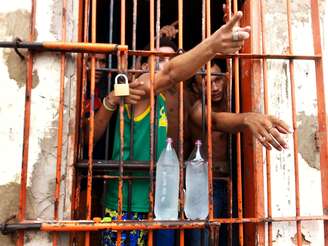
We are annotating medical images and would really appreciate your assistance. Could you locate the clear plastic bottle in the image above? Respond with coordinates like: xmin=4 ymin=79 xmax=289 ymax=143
xmin=154 ymin=138 xmax=180 ymax=220
xmin=184 ymin=140 xmax=209 ymax=219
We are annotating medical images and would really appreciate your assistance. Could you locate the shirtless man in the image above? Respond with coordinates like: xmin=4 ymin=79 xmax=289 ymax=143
xmin=187 ymin=62 xmax=291 ymax=245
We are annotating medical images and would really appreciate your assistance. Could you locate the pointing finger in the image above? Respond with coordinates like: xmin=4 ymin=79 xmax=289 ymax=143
xmin=224 ymin=11 xmax=243 ymax=30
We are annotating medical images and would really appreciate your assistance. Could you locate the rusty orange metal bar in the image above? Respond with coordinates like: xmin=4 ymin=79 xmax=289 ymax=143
xmin=17 ymin=0 xmax=36 ymax=245
xmin=0 ymin=41 xmax=127 ymax=53
xmin=116 ymin=0 xmax=127 ymax=244
xmin=177 ymin=0 xmax=185 ymax=244
xmin=232 ymin=1 xmax=244 ymax=245
xmin=85 ymin=0 xmax=97 ymax=244
xmin=53 ymin=0 xmax=67 ymax=245
xmin=69 ymin=1 xmax=84 ymax=244
xmin=126 ymin=50 xmax=321 ymax=60
xmin=148 ymin=0 xmax=155 ymax=244
xmin=6 ymin=215 xmax=328 ymax=233
xmin=259 ymin=0 xmax=272 ymax=245
xmin=310 ymin=0 xmax=328 ymax=244
xmin=223 ymin=2 xmax=234 ymax=244
xmin=206 ymin=0 xmax=214 ymax=227
xmin=286 ymin=0 xmax=302 ymax=245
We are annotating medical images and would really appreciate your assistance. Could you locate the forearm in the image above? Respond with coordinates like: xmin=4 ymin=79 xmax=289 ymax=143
xmin=93 ymin=105 xmax=115 ymax=141
xmin=155 ymin=38 xmax=216 ymax=92
xmin=212 ymin=112 xmax=247 ymax=133
xmin=85 ymin=94 xmax=118 ymax=143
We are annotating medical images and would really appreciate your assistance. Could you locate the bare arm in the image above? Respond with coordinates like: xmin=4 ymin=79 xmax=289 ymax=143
xmin=137 ymin=11 xmax=250 ymax=97
xmin=154 ymin=11 xmax=250 ymax=93
xmin=189 ymin=102 xmax=291 ymax=151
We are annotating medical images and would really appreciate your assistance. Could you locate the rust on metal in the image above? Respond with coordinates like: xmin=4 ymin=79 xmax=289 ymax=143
xmin=286 ymin=0 xmax=302 ymax=245
xmin=259 ymin=0 xmax=273 ymax=245
xmin=53 ymin=0 xmax=67 ymax=245
xmin=205 ymin=0 xmax=214 ymax=223
xmin=85 ymin=0 xmax=97 ymax=244
xmin=17 ymin=0 xmax=36 ymax=245
xmin=310 ymin=0 xmax=328 ymax=244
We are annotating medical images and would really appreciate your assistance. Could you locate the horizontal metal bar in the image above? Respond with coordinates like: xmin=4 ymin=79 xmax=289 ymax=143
xmin=76 ymin=160 xmax=150 ymax=170
xmin=128 ymin=50 xmax=321 ymax=60
xmin=2 ymin=216 xmax=328 ymax=233
xmin=0 ymin=41 xmax=128 ymax=53
xmin=0 ymin=41 xmax=320 ymax=60
xmin=97 ymin=67 xmax=226 ymax=77
xmin=76 ymin=161 xmax=231 ymax=178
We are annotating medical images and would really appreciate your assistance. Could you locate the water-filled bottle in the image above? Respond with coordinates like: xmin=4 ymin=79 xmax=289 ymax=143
xmin=154 ymin=138 xmax=180 ymax=220
xmin=184 ymin=140 xmax=209 ymax=219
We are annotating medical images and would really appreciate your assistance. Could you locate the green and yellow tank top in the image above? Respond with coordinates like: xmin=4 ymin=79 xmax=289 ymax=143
xmin=104 ymin=94 xmax=168 ymax=212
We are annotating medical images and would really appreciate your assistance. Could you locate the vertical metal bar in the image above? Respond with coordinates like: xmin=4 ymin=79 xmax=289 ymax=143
xmin=148 ymin=0 xmax=155 ymax=244
xmin=232 ymin=1 xmax=243 ymax=245
xmin=224 ymin=2 xmax=233 ymax=245
xmin=117 ymin=0 xmax=126 ymax=244
xmin=70 ymin=1 xmax=84 ymax=244
xmin=259 ymin=0 xmax=272 ymax=245
xmin=102 ymin=0 xmax=114 ymax=221
xmin=78 ymin=0 xmax=90 ymax=161
xmin=85 ymin=0 xmax=96 ymax=244
xmin=201 ymin=0 xmax=206 ymax=143
xmin=53 ymin=0 xmax=67 ymax=245
xmin=17 ymin=0 xmax=36 ymax=245
xmin=206 ymin=0 xmax=214 ymax=222
xmin=104 ymin=0 xmax=114 ymax=161
xmin=310 ymin=1 xmax=328 ymax=244
xmin=286 ymin=1 xmax=302 ymax=245
xmin=129 ymin=0 xmax=138 ymax=161
xmin=178 ymin=0 xmax=184 ymax=244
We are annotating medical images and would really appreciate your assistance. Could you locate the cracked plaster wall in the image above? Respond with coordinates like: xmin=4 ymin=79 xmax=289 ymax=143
xmin=0 ymin=1 xmax=78 ymax=245
xmin=263 ymin=0 xmax=327 ymax=245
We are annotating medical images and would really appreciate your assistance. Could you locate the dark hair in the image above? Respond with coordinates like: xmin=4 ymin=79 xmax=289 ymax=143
xmin=140 ymin=37 xmax=178 ymax=65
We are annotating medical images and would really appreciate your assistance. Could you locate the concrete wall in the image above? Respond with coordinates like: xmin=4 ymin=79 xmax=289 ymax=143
xmin=0 ymin=1 xmax=78 ymax=245
xmin=263 ymin=0 xmax=326 ymax=244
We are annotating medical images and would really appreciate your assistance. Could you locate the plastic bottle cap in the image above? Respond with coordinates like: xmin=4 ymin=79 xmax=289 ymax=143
xmin=195 ymin=139 xmax=202 ymax=145
xmin=167 ymin=138 xmax=173 ymax=143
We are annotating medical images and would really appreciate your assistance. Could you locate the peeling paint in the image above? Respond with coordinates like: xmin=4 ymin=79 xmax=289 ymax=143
xmin=0 ymin=182 xmax=33 ymax=246
xmin=297 ymin=112 xmax=320 ymax=170
xmin=3 ymin=49 xmax=39 ymax=88
xmin=0 ymin=10 xmax=31 ymax=41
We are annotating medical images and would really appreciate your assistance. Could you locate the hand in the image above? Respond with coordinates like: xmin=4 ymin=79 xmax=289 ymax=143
xmin=209 ymin=11 xmax=251 ymax=54
xmin=160 ymin=21 xmax=178 ymax=39
xmin=243 ymin=112 xmax=292 ymax=151
xmin=105 ymin=79 xmax=146 ymax=106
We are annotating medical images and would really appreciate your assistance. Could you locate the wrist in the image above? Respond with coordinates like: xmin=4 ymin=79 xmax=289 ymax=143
xmin=103 ymin=94 xmax=118 ymax=112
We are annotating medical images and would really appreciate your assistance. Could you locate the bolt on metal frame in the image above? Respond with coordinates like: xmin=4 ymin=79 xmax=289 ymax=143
xmin=0 ymin=0 xmax=327 ymax=245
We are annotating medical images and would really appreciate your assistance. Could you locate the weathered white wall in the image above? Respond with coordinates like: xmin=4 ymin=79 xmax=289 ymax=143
xmin=263 ymin=0 xmax=327 ymax=245
xmin=0 ymin=0 xmax=78 ymax=245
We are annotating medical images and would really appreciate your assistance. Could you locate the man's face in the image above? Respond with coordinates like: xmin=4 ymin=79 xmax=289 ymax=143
xmin=157 ymin=46 xmax=175 ymax=71
xmin=195 ymin=64 xmax=226 ymax=102
xmin=139 ymin=46 xmax=175 ymax=72
xmin=87 ymin=53 xmax=107 ymax=82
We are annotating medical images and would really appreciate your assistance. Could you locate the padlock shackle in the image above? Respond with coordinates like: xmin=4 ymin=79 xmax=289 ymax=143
xmin=114 ymin=74 xmax=129 ymax=84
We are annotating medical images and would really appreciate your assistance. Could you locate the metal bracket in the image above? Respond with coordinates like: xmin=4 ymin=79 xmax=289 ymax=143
xmin=13 ymin=37 xmax=26 ymax=60
xmin=1 ymin=214 xmax=16 ymax=235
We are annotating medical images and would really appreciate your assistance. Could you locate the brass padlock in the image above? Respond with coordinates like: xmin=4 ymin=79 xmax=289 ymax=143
xmin=114 ymin=74 xmax=130 ymax=96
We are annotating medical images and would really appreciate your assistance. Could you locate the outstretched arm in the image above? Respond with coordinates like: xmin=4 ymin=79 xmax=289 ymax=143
xmin=154 ymin=11 xmax=250 ymax=93
xmin=190 ymin=102 xmax=291 ymax=151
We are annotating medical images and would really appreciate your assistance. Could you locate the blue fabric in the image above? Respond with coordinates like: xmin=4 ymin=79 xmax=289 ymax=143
xmin=186 ymin=180 xmax=228 ymax=246
xmin=154 ymin=229 xmax=175 ymax=246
